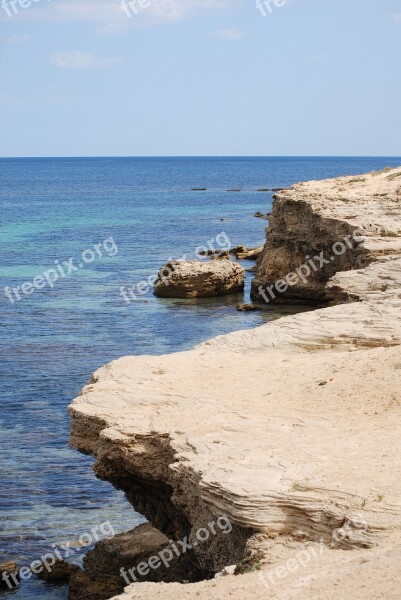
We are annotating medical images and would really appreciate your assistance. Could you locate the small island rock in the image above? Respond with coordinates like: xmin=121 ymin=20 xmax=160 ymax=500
xmin=154 ymin=260 xmax=244 ymax=298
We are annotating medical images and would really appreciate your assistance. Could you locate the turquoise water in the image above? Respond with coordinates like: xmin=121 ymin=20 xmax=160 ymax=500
xmin=1 ymin=157 xmax=400 ymax=598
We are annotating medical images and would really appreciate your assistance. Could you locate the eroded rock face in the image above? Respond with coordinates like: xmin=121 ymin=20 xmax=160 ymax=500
xmin=154 ymin=260 xmax=244 ymax=298
xmin=251 ymin=167 xmax=401 ymax=303
xmin=69 ymin=166 xmax=401 ymax=600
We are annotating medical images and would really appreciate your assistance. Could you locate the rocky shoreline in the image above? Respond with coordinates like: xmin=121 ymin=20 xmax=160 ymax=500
xmin=68 ymin=166 xmax=401 ymax=599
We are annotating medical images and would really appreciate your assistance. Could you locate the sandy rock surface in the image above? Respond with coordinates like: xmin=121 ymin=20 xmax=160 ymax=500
xmin=252 ymin=166 xmax=401 ymax=302
xmin=153 ymin=259 xmax=244 ymax=298
xmin=69 ymin=167 xmax=401 ymax=600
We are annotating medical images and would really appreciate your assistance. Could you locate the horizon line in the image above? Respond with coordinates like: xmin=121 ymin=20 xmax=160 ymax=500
xmin=1 ymin=155 xmax=401 ymax=160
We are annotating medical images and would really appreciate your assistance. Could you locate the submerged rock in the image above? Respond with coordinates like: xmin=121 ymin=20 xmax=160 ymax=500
xmin=210 ymin=255 xmax=230 ymax=261
xmin=198 ymin=249 xmax=228 ymax=257
xmin=153 ymin=260 xmax=244 ymax=298
xmin=229 ymin=245 xmax=247 ymax=255
xmin=236 ymin=303 xmax=262 ymax=312
xmin=38 ymin=559 xmax=80 ymax=582
xmin=254 ymin=211 xmax=270 ymax=220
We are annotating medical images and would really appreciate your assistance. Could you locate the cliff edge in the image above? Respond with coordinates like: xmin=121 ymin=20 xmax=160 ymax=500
xmin=252 ymin=166 xmax=401 ymax=303
xmin=69 ymin=166 xmax=401 ymax=600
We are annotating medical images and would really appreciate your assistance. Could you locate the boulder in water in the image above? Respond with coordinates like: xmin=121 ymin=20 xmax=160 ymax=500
xmin=154 ymin=260 xmax=244 ymax=298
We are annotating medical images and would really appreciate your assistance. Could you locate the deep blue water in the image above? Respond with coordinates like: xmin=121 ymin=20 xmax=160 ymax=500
xmin=1 ymin=156 xmax=400 ymax=598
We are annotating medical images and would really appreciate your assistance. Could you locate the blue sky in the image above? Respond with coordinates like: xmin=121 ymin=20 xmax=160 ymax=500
xmin=0 ymin=0 xmax=400 ymax=157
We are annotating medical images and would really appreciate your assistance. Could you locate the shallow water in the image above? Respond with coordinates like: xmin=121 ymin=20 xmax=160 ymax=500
xmin=1 ymin=156 xmax=400 ymax=598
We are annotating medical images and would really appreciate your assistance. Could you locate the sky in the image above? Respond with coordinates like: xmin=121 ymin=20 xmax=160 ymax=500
xmin=0 ymin=0 xmax=400 ymax=157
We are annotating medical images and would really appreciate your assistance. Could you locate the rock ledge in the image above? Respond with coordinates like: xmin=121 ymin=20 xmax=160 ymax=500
xmin=69 ymin=167 xmax=401 ymax=600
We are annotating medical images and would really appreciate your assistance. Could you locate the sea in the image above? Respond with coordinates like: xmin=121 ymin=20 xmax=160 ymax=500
xmin=1 ymin=156 xmax=400 ymax=598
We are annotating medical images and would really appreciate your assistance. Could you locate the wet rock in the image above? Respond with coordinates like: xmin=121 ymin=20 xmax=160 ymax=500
xmin=37 ymin=559 xmax=81 ymax=582
xmin=154 ymin=260 xmax=244 ymax=298
xmin=69 ymin=524 xmax=205 ymax=600
xmin=231 ymin=246 xmax=264 ymax=260
xmin=0 ymin=562 xmax=19 ymax=589
xmin=210 ymin=251 xmax=230 ymax=260
xmin=198 ymin=249 xmax=224 ymax=257
xmin=227 ymin=189 xmax=241 ymax=192
xmin=70 ymin=572 xmax=121 ymax=600
xmin=254 ymin=212 xmax=270 ymax=220
xmin=239 ymin=247 xmax=264 ymax=260
xmin=256 ymin=188 xmax=271 ymax=192
xmin=229 ymin=245 xmax=247 ymax=255
xmin=236 ymin=304 xmax=262 ymax=312
xmin=191 ymin=188 xmax=207 ymax=191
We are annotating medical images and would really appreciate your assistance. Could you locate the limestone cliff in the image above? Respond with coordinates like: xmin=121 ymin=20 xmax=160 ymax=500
xmin=251 ymin=167 xmax=401 ymax=303
xmin=69 ymin=166 xmax=401 ymax=600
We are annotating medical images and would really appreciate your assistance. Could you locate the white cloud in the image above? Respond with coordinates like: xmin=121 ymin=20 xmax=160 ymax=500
xmin=7 ymin=34 xmax=30 ymax=43
xmin=51 ymin=51 xmax=121 ymax=69
xmin=209 ymin=28 xmax=245 ymax=39
xmin=390 ymin=14 xmax=401 ymax=23
xmin=1 ymin=0 xmax=238 ymax=31
xmin=136 ymin=0 xmax=235 ymax=22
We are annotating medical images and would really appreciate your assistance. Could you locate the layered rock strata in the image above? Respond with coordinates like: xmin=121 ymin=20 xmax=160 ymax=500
xmin=69 ymin=166 xmax=401 ymax=600
xmin=252 ymin=167 xmax=401 ymax=303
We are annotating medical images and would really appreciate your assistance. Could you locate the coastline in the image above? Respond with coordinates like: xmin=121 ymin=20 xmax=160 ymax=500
xmin=68 ymin=166 xmax=401 ymax=599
